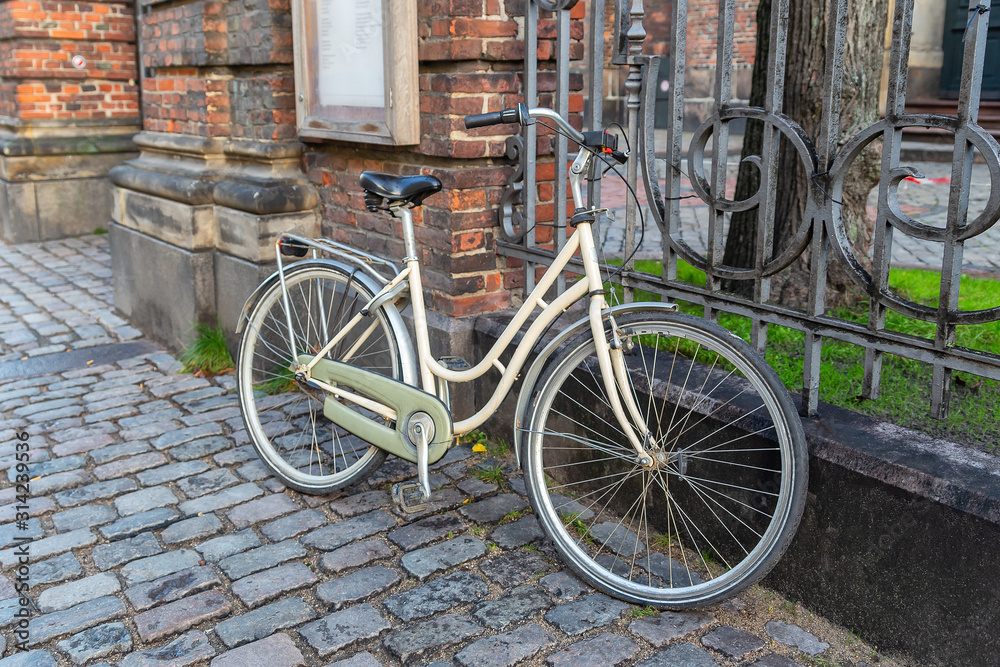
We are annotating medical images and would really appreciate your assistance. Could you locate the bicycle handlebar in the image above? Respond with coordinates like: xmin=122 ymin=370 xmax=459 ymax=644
xmin=464 ymin=104 xmax=586 ymax=145
xmin=464 ymin=104 xmax=626 ymax=167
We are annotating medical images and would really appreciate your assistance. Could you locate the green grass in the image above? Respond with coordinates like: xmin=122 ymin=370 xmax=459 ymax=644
xmin=179 ymin=323 xmax=235 ymax=375
xmin=475 ymin=464 xmax=507 ymax=488
xmin=606 ymin=260 xmax=1000 ymax=453
xmin=628 ymin=605 xmax=658 ymax=618
xmin=258 ymin=362 xmax=297 ymax=395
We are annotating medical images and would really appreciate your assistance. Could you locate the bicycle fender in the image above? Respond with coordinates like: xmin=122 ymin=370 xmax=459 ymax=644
xmin=235 ymin=258 xmax=418 ymax=387
xmin=513 ymin=301 xmax=679 ymax=469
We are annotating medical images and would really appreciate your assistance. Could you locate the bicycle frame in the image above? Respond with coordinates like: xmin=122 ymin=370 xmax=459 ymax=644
xmin=275 ymin=119 xmax=654 ymax=471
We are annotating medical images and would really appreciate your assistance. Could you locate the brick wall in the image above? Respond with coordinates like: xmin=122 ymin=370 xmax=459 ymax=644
xmin=0 ymin=0 xmax=138 ymax=122
xmin=686 ymin=0 xmax=757 ymax=69
xmin=139 ymin=0 xmax=293 ymax=138
xmin=303 ymin=0 xmax=585 ymax=318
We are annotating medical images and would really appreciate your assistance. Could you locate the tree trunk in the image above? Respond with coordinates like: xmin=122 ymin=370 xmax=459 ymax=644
xmin=722 ymin=0 xmax=888 ymax=309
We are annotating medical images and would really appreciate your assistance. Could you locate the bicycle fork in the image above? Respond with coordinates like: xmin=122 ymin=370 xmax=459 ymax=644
xmin=577 ymin=224 xmax=654 ymax=466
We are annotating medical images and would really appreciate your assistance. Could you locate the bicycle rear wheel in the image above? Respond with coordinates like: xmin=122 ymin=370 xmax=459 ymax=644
xmin=237 ymin=261 xmax=407 ymax=494
xmin=522 ymin=310 xmax=807 ymax=607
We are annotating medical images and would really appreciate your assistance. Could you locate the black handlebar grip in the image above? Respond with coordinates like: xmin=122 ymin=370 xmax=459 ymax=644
xmin=464 ymin=107 xmax=522 ymax=129
xmin=464 ymin=111 xmax=505 ymax=129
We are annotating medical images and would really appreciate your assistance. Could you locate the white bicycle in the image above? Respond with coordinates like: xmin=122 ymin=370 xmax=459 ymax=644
xmin=235 ymin=104 xmax=808 ymax=608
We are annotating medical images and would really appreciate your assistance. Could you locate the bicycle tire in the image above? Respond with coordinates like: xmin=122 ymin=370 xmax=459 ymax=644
xmin=522 ymin=310 xmax=807 ymax=607
xmin=237 ymin=261 xmax=405 ymax=494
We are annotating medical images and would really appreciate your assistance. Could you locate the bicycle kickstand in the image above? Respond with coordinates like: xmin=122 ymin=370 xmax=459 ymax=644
xmin=391 ymin=426 xmax=431 ymax=514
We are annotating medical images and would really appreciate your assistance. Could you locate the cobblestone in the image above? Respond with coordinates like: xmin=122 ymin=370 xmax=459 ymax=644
xmin=93 ymin=453 xmax=166 ymax=480
xmin=54 ymin=478 xmax=137 ymax=508
xmin=401 ymin=535 xmax=486 ymax=579
xmin=231 ymin=562 xmax=318 ymax=608
xmin=749 ymin=655 xmax=805 ymax=667
xmin=701 ymin=626 xmax=767 ymax=659
xmin=300 ymin=604 xmax=393 ymax=657
xmin=383 ymin=571 xmax=489 ymax=622
xmin=0 ymin=650 xmax=59 ymax=667
xmin=329 ymin=490 xmax=390 ymax=517
xmin=261 ymin=509 xmax=326 ymax=542
xmin=37 ymin=572 xmax=121 ymax=613
xmin=315 ymin=565 xmax=401 ymax=611
xmin=51 ymin=504 xmax=118 ymax=532
xmin=0 ymin=528 xmax=96 ymax=566
xmin=210 ymin=632 xmax=305 ymax=667
xmin=637 ymin=643 xmax=720 ymax=666
xmin=136 ymin=461 xmax=211 ymax=487
xmin=28 ymin=596 xmax=126 ymax=645
xmin=545 ymin=632 xmax=640 ymax=667
xmin=491 ymin=515 xmax=544 ymax=548
xmin=196 ymin=529 xmax=261 ymax=562
xmin=471 ymin=584 xmax=553 ymax=630
xmin=765 ymin=621 xmax=830 ymax=656
xmin=169 ymin=436 xmax=232 ymax=461
xmin=126 ymin=566 xmax=222 ymax=611
xmin=544 ymin=594 xmax=629 ymax=636
xmin=32 ymin=470 xmax=91 ymax=496
xmin=117 ymin=631 xmax=216 ymax=667
xmin=92 ymin=532 xmax=163 ymax=570
xmin=178 ymin=483 xmax=263 ymax=516
xmin=121 ymin=549 xmax=202 ymax=585
xmin=214 ymin=597 xmax=317 ymax=648
xmin=134 ymin=590 xmax=231 ymax=642
xmin=175 ymin=468 xmax=240 ymax=499
xmin=383 ymin=613 xmax=482 ymax=664
xmin=226 ymin=493 xmax=298 ymax=528
xmin=388 ymin=513 xmax=465 ymax=551
xmin=631 ymin=610 xmax=716 ymax=647
xmin=90 ymin=441 xmax=150 ymax=465
xmin=318 ymin=539 xmax=395 ymax=574
xmin=480 ymin=550 xmax=551 ymax=587
xmin=219 ymin=540 xmax=306 ymax=579
xmin=459 ymin=494 xmax=527 ymax=523
xmin=301 ymin=510 xmax=397 ymax=550
xmin=455 ymin=622 xmax=556 ymax=667
xmin=28 ymin=553 xmax=83 ymax=587
xmin=101 ymin=507 xmax=179 ymax=539
xmin=161 ymin=513 xmax=223 ymax=544
xmin=56 ymin=622 xmax=132 ymax=664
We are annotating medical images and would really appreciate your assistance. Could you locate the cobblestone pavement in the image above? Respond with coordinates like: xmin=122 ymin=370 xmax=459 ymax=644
xmin=599 ymin=161 xmax=999 ymax=273
xmin=0 ymin=236 xmax=143 ymax=363
xmin=0 ymin=236 xmax=914 ymax=667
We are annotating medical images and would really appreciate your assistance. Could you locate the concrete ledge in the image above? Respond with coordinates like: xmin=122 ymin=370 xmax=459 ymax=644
xmin=472 ymin=310 xmax=1000 ymax=666
xmin=0 ymin=176 xmax=114 ymax=243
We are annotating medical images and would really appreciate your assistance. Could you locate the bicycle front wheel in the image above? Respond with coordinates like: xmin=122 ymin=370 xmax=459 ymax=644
xmin=237 ymin=261 xmax=406 ymax=494
xmin=522 ymin=310 xmax=807 ymax=608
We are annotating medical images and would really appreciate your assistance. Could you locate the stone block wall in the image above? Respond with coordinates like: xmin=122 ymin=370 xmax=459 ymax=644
xmin=108 ymin=0 xmax=314 ymax=350
xmin=0 ymin=0 xmax=140 ymax=242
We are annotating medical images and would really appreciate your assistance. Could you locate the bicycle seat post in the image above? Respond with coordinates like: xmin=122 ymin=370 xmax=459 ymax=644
xmin=397 ymin=206 xmax=419 ymax=265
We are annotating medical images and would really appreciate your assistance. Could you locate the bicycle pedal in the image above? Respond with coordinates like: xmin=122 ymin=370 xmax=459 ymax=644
xmin=392 ymin=481 xmax=429 ymax=514
xmin=437 ymin=356 xmax=471 ymax=371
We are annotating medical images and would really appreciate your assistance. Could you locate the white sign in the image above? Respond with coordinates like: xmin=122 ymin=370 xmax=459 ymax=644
xmin=317 ymin=0 xmax=385 ymax=109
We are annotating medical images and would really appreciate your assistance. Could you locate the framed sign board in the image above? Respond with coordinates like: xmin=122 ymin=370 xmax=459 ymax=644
xmin=292 ymin=0 xmax=419 ymax=145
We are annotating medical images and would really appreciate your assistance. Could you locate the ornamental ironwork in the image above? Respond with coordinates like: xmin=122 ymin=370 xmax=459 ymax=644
xmin=497 ymin=0 xmax=1000 ymax=418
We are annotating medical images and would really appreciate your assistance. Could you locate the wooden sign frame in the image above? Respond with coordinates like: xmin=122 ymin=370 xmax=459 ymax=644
xmin=292 ymin=0 xmax=419 ymax=145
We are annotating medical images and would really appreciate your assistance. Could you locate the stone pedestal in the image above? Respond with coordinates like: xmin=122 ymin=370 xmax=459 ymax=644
xmin=110 ymin=133 xmax=318 ymax=351
xmin=0 ymin=0 xmax=139 ymax=242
